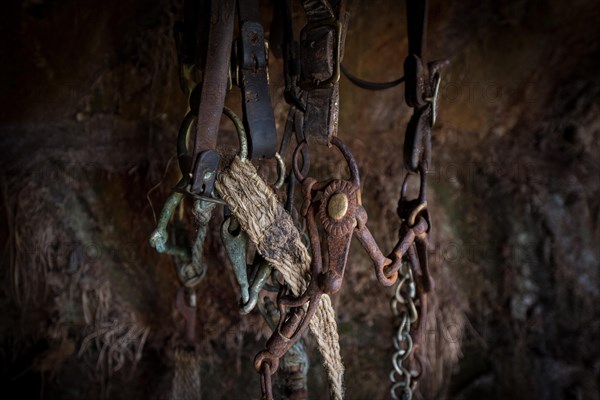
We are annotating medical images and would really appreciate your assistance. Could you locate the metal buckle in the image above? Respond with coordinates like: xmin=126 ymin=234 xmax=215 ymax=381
xmin=299 ymin=19 xmax=341 ymax=89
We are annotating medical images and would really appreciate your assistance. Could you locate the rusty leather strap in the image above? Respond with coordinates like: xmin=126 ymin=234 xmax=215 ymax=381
xmin=300 ymin=0 xmax=343 ymax=146
xmin=237 ymin=0 xmax=277 ymax=159
xmin=190 ymin=0 xmax=235 ymax=195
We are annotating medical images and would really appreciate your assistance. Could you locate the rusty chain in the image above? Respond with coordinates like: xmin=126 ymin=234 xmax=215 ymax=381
xmin=389 ymin=262 xmax=422 ymax=400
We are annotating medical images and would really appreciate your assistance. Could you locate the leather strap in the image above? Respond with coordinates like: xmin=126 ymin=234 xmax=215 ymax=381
xmin=404 ymin=0 xmax=428 ymax=108
xmin=236 ymin=0 xmax=278 ymax=159
xmin=190 ymin=0 xmax=235 ymax=195
xmin=403 ymin=0 xmax=440 ymax=172
xmin=406 ymin=0 xmax=427 ymax=58
xmin=300 ymin=0 xmax=343 ymax=146
xmin=279 ymin=0 xmax=304 ymax=110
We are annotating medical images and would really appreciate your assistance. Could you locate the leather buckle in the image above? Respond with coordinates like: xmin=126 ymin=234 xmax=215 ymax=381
xmin=299 ymin=19 xmax=341 ymax=89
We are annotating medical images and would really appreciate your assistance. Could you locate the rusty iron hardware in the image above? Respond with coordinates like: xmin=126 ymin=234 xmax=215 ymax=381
xmin=279 ymin=105 xmax=310 ymax=230
xmin=292 ymin=137 xmax=402 ymax=291
xmin=403 ymin=0 xmax=449 ymax=172
xmin=253 ymin=196 xmax=327 ymax=391
xmin=172 ymin=106 xmax=247 ymax=204
xmin=388 ymin=233 xmax=430 ymax=400
xmin=176 ymin=286 xmax=198 ymax=343
xmin=280 ymin=107 xmax=310 ymax=178
xmin=254 ymin=291 xmax=320 ymax=390
xmin=402 ymin=59 xmax=446 ymax=173
xmin=255 ymin=131 xmax=439 ymax=398
xmin=279 ymin=0 xmax=305 ymax=111
xmin=152 ymin=1 xmax=226 ymax=346
xmin=299 ymin=18 xmax=342 ymax=90
xmin=299 ymin=0 xmax=345 ymax=146
xmin=254 ymin=135 xmax=435 ymax=399
xmin=189 ymin=0 xmax=236 ymax=196
xmin=392 ymin=168 xmax=433 ymax=396
xmin=154 ymin=1 xmax=290 ymax=395
xmin=251 ymin=192 xmax=324 ymax=385
xmin=389 ymin=261 xmax=424 ymax=400
xmin=260 ymin=297 xmax=309 ymax=400
xmin=153 ymin=0 xmax=446 ymax=397
xmin=386 ymin=1 xmax=444 ymax=397
xmin=260 ymin=361 xmax=274 ymax=400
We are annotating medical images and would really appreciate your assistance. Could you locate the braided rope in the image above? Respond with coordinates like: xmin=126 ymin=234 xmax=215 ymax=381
xmin=170 ymin=348 xmax=202 ymax=400
xmin=215 ymin=156 xmax=344 ymax=400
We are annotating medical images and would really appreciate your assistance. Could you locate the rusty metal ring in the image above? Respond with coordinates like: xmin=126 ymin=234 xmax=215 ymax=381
xmin=292 ymin=137 xmax=360 ymax=187
xmin=400 ymin=165 xmax=427 ymax=203
xmin=292 ymin=140 xmax=309 ymax=182
xmin=408 ymin=202 xmax=428 ymax=227
xmin=330 ymin=137 xmax=360 ymax=187
xmin=222 ymin=106 xmax=248 ymax=160
xmin=254 ymin=352 xmax=279 ymax=375
xmin=260 ymin=362 xmax=274 ymax=399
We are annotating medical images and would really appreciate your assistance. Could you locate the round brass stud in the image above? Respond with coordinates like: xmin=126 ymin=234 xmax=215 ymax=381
xmin=327 ymin=192 xmax=349 ymax=221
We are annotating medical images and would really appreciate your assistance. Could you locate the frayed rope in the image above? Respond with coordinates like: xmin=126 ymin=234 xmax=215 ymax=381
xmin=215 ymin=156 xmax=344 ymax=400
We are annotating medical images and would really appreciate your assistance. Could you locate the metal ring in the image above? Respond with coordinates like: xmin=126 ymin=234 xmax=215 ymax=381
xmin=254 ymin=352 xmax=279 ymax=375
xmin=177 ymin=111 xmax=196 ymax=174
xmin=292 ymin=137 xmax=360 ymax=187
xmin=330 ymin=137 xmax=360 ymax=186
xmin=222 ymin=106 xmax=248 ymax=160
xmin=389 ymin=368 xmax=403 ymax=383
xmin=408 ymin=202 xmax=427 ymax=227
xmin=400 ymin=165 xmax=427 ymax=205
xmin=390 ymin=382 xmax=413 ymax=400
xmin=393 ymin=333 xmax=413 ymax=363
xmin=292 ymin=140 xmax=309 ymax=182
xmin=274 ymin=152 xmax=286 ymax=189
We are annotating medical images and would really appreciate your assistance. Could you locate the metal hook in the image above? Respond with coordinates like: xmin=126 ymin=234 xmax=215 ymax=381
xmin=221 ymin=216 xmax=250 ymax=304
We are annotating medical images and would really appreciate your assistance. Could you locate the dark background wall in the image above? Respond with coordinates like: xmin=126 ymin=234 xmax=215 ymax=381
xmin=1 ymin=0 xmax=599 ymax=399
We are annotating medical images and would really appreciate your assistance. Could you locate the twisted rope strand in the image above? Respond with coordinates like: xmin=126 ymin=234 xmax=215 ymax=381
xmin=215 ymin=156 xmax=344 ymax=400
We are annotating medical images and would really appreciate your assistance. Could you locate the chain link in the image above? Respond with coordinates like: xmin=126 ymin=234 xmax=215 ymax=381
xmin=389 ymin=262 xmax=418 ymax=400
